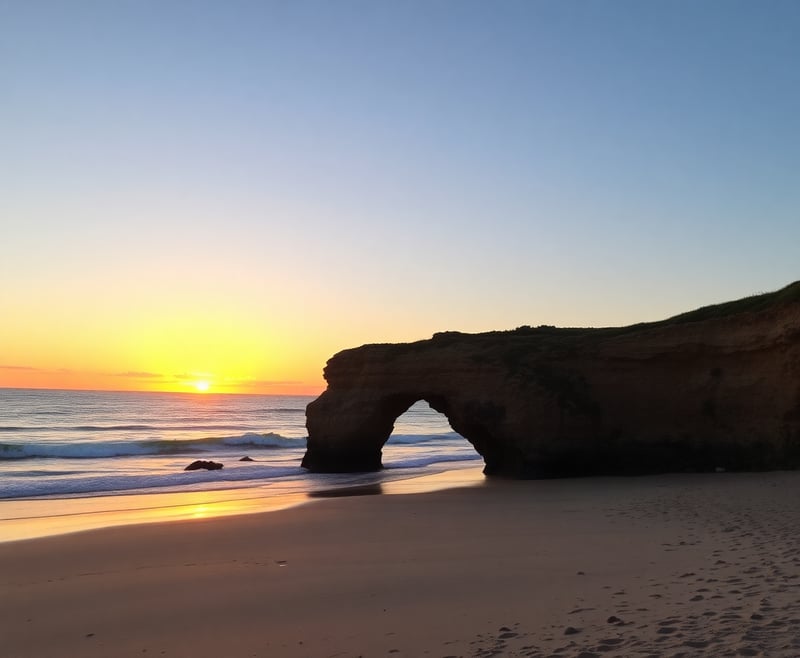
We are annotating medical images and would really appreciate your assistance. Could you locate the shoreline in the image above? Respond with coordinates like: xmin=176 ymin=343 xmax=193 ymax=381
xmin=2 ymin=470 xmax=800 ymax=657
xmin=0 ymin=465 xmax=486 ymax=543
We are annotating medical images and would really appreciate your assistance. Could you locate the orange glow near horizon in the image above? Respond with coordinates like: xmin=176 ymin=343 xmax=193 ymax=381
xmin=0 ymin=309 xmax=330 ymax=396
xmin=0 ymin=365 xmax=326 ymax=396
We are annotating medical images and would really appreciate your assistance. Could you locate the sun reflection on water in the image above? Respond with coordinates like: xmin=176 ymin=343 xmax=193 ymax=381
xmin=0 ymin=489 xmax=310 ymax=542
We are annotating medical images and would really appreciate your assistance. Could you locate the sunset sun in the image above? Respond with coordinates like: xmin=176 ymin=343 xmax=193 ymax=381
xmin=193 ymin=380 xmax=210 ymax=393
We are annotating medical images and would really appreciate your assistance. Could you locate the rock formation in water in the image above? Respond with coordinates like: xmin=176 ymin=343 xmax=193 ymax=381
xmin=184 ymin=460 xmax=223 ymax=471
xmin=303 ymin=282 xmax=800 ymax=477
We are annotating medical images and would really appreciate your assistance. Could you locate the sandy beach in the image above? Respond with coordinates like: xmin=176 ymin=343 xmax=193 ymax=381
xmin=2 ymin=470 xmax=799 ymax=658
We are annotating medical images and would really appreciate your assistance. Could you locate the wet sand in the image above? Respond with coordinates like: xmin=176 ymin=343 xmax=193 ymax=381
xmin=2 ymin=470 xmax=800 ymax=657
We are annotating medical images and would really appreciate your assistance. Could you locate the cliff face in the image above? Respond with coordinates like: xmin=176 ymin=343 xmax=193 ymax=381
xmin=303 ymin=283 xmax=800 ymax=477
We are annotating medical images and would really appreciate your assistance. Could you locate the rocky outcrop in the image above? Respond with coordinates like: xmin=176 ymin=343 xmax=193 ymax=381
xmin=184 ymin=460 xmax=223 ymax=471
xmin=303 ymin=282 xmax=800 ymax=477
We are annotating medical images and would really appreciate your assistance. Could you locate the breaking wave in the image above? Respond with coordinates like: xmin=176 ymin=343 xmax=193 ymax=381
xmin=0 ymin=432 xmax=303 ymax=460
xmin=0 ymin=463 xmax=306 ymax=499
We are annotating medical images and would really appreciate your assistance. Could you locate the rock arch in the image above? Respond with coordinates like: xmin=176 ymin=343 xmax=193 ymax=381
xmin=303 ymin=392 xmax=463 ymax=473
xmin=303 ymin=283 xmax=800 ymax=478
xmin=303 ymin=382 xmax=563 ymax=477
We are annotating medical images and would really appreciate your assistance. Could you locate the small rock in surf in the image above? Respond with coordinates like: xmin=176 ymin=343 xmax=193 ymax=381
xmin=184 ymin=460 xmax=223 ymax=471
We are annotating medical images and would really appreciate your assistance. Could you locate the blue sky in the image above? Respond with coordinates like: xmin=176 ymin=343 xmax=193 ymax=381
xmin=1 ymin=0 xmax=799 ymax=389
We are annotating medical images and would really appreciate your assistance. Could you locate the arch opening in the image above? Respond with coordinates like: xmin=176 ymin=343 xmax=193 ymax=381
xmin=380 ymin=398 xmax=483 ymax=474
xmin=303 ymin=390 xmax=501 ymax=474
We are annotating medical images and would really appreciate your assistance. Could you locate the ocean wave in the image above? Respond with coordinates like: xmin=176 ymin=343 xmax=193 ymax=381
xmin=385 ymin=452 xmax=482 ymax=469
xmin=73 ymin=425 xmax=159 ymax=431
xmin=0 ymin=463 xmax=305 ymax=499
xmin=385 ymin=432 xmax=463 ymax=445
xmin=0 ymin=431 xmax=470 ymax=460
xmin=219 ymin=433 xmax=301 ymax=448
xmin=0 ymin=453 xmax=482 ymax=499
xmin=0 ymin=432 xmax=304 ymax=460
xmin=0 ymin=423 xmax=263 ymax=433
xmin=210 ymin=407 xmax=304 ymax=414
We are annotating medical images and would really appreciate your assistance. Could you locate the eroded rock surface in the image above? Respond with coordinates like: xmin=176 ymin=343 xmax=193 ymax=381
xmin=303 ymin=283 xmax=800 ymax=477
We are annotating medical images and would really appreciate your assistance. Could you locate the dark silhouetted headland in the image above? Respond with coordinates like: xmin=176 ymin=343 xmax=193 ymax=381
xmin=304 ymin=281 xmax=800 ymax=477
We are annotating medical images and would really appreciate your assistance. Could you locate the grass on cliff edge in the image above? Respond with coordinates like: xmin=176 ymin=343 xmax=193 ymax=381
xmin=662 ymin=279 xmax=800 ymax=325
xmin=338 ymin=282 xmax=800 ymax=363
xmin=427 ymin=280 xmax=800 ymax=343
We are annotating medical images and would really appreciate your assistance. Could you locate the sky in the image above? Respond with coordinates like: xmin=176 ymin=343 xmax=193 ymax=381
xmin=1 ymin=0 xmax=798 ymax=394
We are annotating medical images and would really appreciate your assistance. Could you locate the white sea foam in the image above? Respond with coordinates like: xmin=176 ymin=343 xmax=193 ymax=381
xmin=0 ymin=433 xmax=304 ymax=460
xmin=385 ymin=432 xmax=462 ymax=445
xmin=384 ymin=452 xmax=482 ymax=470
xmin=220 ymin=432 xmax=301 ymax=448
xmin=0 ymin=464 xmax=306 ymax=499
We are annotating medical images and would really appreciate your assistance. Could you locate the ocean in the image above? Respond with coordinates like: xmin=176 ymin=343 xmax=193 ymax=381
xmin=0 ymin=388 xmax=481 ymax=502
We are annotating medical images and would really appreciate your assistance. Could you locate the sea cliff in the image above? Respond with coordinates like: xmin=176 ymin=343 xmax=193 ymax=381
xmin=303 ymin=282 xmax=800 ymax=477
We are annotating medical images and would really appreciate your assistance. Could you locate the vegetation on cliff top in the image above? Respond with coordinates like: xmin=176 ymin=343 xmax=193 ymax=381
xmin=474 ymin=280 xmax=800 ymax=340
xmin=664 ymin=280 xmax=800 ymax=325
xmin=349 ymin=281 xmax=800 ymax=358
